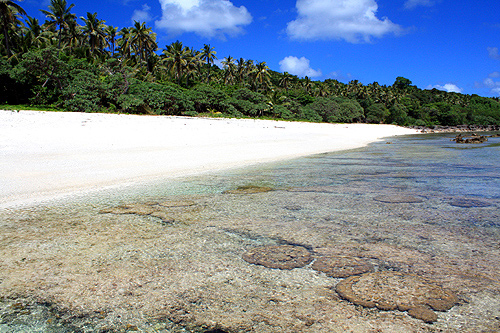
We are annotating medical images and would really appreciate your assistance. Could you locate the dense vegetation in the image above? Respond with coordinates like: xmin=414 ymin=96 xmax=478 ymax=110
xmin=1 ymin=0 xmax=500 ymax=126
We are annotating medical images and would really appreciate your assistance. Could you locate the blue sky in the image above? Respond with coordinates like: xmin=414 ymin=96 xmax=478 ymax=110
xmin=21 ymin=0 xmax=500 ymax=97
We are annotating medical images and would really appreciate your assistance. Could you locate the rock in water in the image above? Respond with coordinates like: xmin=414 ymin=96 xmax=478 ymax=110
xmin=373 ymin=195 xmax=424 ymax=203
xmin=242 ymin=245 xmax=312 ymax=269
xmin=224 ymin=185 xmax=273 ymax=194
xmin=449 ymin=198 xmax=492 ymax=208
xmin=311 ymin=256 xmax=374 ymax=278
xmin=99 ymin=204 xmax=156 ymax=216
xmin=335 ymin=271 xmax=458 ymax=323
xmin=158 ymin=200 xmax=196 ymax=208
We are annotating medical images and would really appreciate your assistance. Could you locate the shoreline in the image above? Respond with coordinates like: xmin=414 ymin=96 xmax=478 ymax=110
xmin=0 ymin=110 xmax=419 ymax=208
xmin=410 ymin=124 xmax=500 ymax=133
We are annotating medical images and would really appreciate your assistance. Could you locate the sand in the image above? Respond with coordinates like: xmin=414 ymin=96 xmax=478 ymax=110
xmin=0 ymin=110 xmax=418 ymax=208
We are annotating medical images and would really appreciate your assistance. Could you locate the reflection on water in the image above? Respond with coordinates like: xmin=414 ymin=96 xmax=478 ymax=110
xmin=1 ymin=133 xmax=499 ymax=332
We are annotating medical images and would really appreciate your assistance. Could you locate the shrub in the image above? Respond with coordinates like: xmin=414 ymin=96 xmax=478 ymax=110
xmin=365 ymin=103 xmax=390 ymax=124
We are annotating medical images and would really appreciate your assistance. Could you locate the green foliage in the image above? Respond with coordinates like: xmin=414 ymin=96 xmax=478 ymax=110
xmin=365 ymin=103 xmax=390 ymax=124
xmin=2 ymin=2 xmax=499 ymax=125
xmin=119 ymin=80 xmax=194 ymax=115
xmin=271 ymin=104 xmax=295 ymax=120
xmin=388 ymin=103 xmax=408 ymax=125
xmin=188 ymin=84 xmax=236 ymax=115
xmin=301 ymin=96 xmax=363 ymax=123
xmin=62 ymin=69 xmax=100 ymax=112
xmin=230 ymin=88 xmax=268 ymax=116
xmin=393 ymin=77 xmax=412 ymax=90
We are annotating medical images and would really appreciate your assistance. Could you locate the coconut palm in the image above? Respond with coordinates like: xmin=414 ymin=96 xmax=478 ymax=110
xmin=80 ymin=12 xmax=107 ymax=57
xmin=162 ymin=40 xmax=190 ymax=85
xmin=22 ymin=16 xmax=51 ymax=50
xmin=40 ymin=0 xmax=76 ymax=50
xmin=279 ymin=71 xmax=293 ymax=95
xmin=183 ymin=46 xmax=202 ymax=85
xmin=104 ymin=25 xmax=118 ymax=57
xmin=235 ymin=57 xmax=247 ymax=85
xmin=200 ymin=43 xmax=217 ymax=83
xmin=129 ymin=21 xmax=157 ymax=64
xmin=253 ymin=61 xmax=271 ymax=92
xmin=222 ymin=55 xmax=236 ymax=85
xmin=117 ymin=27 xmax=132 ymax=59
xmin=0 ymin=0 xmax=26 ymax=56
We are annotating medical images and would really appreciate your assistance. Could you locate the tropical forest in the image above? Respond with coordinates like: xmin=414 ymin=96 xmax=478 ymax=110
xmin=1 ymin=0 xmax=500 ymax=126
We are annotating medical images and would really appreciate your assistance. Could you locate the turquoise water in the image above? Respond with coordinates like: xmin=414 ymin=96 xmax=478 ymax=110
xmin=1 ymin=133 xmax=499 ymax=332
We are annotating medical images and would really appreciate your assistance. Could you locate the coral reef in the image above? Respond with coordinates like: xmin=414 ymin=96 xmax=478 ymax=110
xmin=336 ymin=271 xmax=459 ymax=323
xmin=311 ymin=256 xmax=374 ymax=278
xmin=242 ymin=245 xmax=312 ymax=269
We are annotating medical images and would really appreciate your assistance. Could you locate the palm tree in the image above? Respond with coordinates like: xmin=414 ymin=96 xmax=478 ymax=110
xmin=22 ymin=16 xmax=49 ymax=50
xmin=80 ymin=12 xmax=107 ymax=57
xmin=235 ymin=57 xmax=247 ymax=85
xmin=162 ymin=40 xmax=190 ymax=85
xmin=302 ymin=76 xmax=313 ymax=94
xmin=200 ymin=43 xmax=217 ymax=83
xmin=41 ymin=0 xmax=76 ymax=50
xmin=0 ymin=0 xmax=26 ymax=56
xmin=222 ymin=55 xmax=236 ymax=85
xmin=63 ymin=18 xmax=82 ymax=53
xmin=279 ymin=72 xmax=293 ymax=95
xmin=129 ymin=21 xmax=157 ymax=64
xmin=253 ymin=61 xmax=271 ymax=92
xmin=183 ymin=46 xmax=202 ymax=85
xmin=104 ymin=25 xmax=118 ymax=57
xmin=117 ymin=26 xmax=132 ymax=59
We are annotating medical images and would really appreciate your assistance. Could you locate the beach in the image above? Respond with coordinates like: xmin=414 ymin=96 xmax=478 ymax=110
xmin=0 ymin=110 xmax=418 ymax=208
xmin=1 ymin=115 xmax=499 ymax=332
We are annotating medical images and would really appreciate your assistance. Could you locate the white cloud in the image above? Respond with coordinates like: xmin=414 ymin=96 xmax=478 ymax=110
xmin=487 ymin=47 xmax=500 ymax=60
xmin=427 ymin=83 xmax=463 ymax=93
xmin=279 ymin=56 xmax=322 ymax=78
xmin=155 ymin=0 xmax=252 ymax=38
xmin=483 ymin=77 xmax=500 ymax=95
xmin=404 ymin=0 xmax=436 ymax=9
xmin=286 ymin=0 xmax=403 ymax=43
xmin=489 ymin=71 xmax=500 ymax=78
xmin=132 ymin=4 xmax=152 ymax=23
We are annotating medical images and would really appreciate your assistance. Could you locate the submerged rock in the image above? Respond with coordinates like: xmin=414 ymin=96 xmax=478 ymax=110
xmin=242 ymin=245 xmax=312 ymax=269
xmin=99 ymin=202 xmax=187 ymax=223
xmin=449 ymin=198 xmax=492 ymax=208
xmin=311 ymin=256 xmax=374 ymax=278
xmin=286 ymin=186 xmax=337 ymax=193
xmin=373 ymin=195 xmax=424 ymax=204
xmin=99 ymin=204 xmax=156 ymax=216
xmin=224 ymin=185 xmax=273 ymax=194
xmin=336 ymin=271 xmax=459 ymax=323
xmin=158 ymin=200 xmax=197 ymax=208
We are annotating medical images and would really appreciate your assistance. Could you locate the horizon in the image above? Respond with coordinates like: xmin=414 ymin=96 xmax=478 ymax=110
xmin=19 ymin=0 xmax=500 ymax=97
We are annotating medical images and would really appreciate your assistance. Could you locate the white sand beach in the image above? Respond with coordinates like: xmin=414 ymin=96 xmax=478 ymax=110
xmin=0 ymin=110 xmax=418 ymax=207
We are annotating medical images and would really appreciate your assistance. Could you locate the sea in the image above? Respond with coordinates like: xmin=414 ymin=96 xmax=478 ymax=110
xmin=1 ymin=132 xmax=499 ymax=332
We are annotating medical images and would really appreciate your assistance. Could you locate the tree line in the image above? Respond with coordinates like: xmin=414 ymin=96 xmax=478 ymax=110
xmin=1 ymin=0 xmax=500 ymax=126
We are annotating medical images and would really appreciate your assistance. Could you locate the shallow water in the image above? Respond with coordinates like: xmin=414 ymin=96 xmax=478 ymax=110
xmin=1 ymin=133 xmax=499 ymax=332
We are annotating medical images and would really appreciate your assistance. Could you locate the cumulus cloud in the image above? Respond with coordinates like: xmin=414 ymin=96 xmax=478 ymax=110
xmin=155 ymin=0 xmax=252 ymax=38
xmin=132 ymin=4 xmax=153 ymax=23
xmin=483 ymin=77 xmax=500 ymax=95
xmin=404 ymin=0 xmax=436 ymax=9
xmin=427 ymin=83 xmax=463 ymax=93
xmin=279 ymin=56 xmax=322 ymax=78
xmin=487 ymin=47 xmax=500 ymax=60
xmin=286 ymin=0 xmax=403 ymax=43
